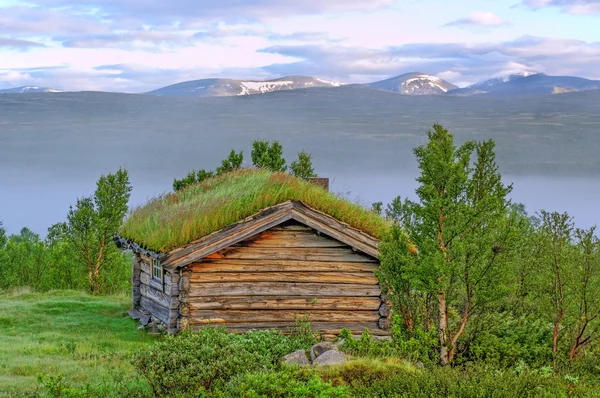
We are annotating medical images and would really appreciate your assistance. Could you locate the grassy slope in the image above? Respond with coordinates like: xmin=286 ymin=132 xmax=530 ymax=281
xmin=120 ymin=169 xmax=389 ymax=253
xmin=0 ymin=289 xmax=158 ymax=395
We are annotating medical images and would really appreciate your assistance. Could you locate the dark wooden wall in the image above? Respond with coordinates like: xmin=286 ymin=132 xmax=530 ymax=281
xmin=135 ymin=253 xmax=180 ymax=333
xmin=178 ymin=221 xmax=389 ymax=337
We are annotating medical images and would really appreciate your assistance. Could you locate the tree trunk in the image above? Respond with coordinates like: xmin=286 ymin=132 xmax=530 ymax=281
xmin=438 ymin=290 xmax=450 ymax=366
xmin=552 ymin=309 xmax=563 ymax=368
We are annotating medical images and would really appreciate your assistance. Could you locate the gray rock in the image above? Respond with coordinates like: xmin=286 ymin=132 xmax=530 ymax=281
xmin=128 ymin=309 xmax=143 ymax=320
xmin=282 ymin=350 xmax=310 ymax=367
xmin=334 ymin=339 xmax=345 ymax=347
xmin=310 ymin=342 xmax=338 ymax=362
xmin=313 ymin=350 xmax=347 ymax=367
xmin=140 ymin=316 xmax=151 ymax=326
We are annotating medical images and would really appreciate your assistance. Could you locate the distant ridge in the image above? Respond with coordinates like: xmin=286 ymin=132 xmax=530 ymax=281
xmin=147 ymin=76 xmax=342 ymax=97
xmin=365 ymin=72 xmax=458 ymax=95
xmin=0 ymin=86 xmax=64 ymax=94
xmin=447 ymin=73 xmax=600 ymax=97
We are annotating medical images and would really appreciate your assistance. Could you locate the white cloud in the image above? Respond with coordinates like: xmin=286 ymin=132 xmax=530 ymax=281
xmin=521 ymin=0 xmax=600 ymax=14
xmin=445 ymin=11 xmax=510 ymax=28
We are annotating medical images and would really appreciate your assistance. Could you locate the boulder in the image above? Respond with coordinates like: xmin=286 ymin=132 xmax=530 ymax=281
xmin=310 ymin=342 xmax=338 ymax=362
xmin=313 ymin=350 xmax=347 ymax=367
xmin=282 ymin=350 xmax=310 ymax=367
xmin=140 ymin=316 xmax=151 ymax=326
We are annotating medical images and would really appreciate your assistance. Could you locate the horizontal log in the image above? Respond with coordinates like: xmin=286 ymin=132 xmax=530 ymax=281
xmin=378 ymin=317 xmax=390 ymax=329
xmin=191 ymin=322 xmax=390 ymax=335
xmin=188 ymin=296 xmax=382 ymax=311
xmin=206 ymin=247 xmax=376 ymax=263
xmin=140 ymin=297 xmax=169 ymax=324
xmin=140 ymin=283 xmax=174 ymax=309
xmin=188 ymin=282 xmax=382 ymax=297
xmin=269 ymin=224 xmax=314 ymax=232
xmin=236 ymin=231 xmax=347 ymax=248
xmin=190 ymin=309 xmax=380 ymax=324
xmin=189 ymin=272 xmax=378 ymax=285
xmin=140 ymin=271 xmax=150 ymax=285
xmin=379 ymin=303 xmax=391 ymax=317
xmin=191 ymin=259 xmax=378 ymax=273
xmin=140 ymin=261 xmax=151 ymax=275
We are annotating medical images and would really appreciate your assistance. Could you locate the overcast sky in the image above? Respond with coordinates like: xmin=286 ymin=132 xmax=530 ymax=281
xmin=1 ymin=0 xmax=599 ymax=92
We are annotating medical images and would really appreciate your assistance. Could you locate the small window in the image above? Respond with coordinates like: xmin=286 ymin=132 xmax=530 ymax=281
xmin=152 ymin=259 xmax=162 ymax=282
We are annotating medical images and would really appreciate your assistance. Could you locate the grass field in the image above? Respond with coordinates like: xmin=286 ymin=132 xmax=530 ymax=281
xmin=0 ymin=289 xmax=158 ymax=396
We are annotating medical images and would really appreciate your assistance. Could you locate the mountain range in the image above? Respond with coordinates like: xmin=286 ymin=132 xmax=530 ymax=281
xmin=0 ymin=86 xmax=64 ymax=94
xmin=148 ymin=76 xmax=341 ymax=97
xmin=2 ymin=72 xmax=600 ymax=98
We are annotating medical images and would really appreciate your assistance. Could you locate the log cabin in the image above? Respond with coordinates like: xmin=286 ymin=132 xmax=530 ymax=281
xmin=116 ymin=169 xmax=391 ymax=339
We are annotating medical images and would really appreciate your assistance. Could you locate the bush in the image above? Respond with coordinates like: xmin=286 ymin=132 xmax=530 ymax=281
xmin=133 ymin=327 xmax=316 ymax=396
xmin=337 ymin=329 xmax=399 ymax=359
xmin=465 ymin=314 xmax=553 ymax=368
xmin=218 ymin=366 xmax=348 ymax=398
xmin=345 ymin=362 xmax=600 ymax=398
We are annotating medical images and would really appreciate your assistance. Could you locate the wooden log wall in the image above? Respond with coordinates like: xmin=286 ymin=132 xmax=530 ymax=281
xmin=137 ymin=254 xmax=180 ymax=333
xmin=185 ymin=221 xmax=389 ymax=336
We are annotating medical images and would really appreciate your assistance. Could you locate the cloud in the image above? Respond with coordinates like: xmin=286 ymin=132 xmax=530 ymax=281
xmin=521 ymin=0 xmax=600 ymax=14
xmin=444 ymin=11 xmax=510 ymax=27
xmin=0 ymin=37 xmax=45 ymax=48
xmin=259 ymin=36 xmax=600 ymax=85
xmin=22 ymin=0 xmax=396 ymax=25
xmin=0 ymin=7 xmax=110 ymax=36
xmin=59 ymin=30 xmax=194 ymax=49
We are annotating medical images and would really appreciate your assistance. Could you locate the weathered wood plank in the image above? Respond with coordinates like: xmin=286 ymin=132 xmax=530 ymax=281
xmin=290 ymin=205 xmax=379 ymax=258
xmin=188 ymin=282 xmax=382 ymax=297
xmin=378 ymin=303 xmax=391 ymax=317
xmin=140 ymin=297 xmax=169 ymax=324
xmin=269 ymin=223 xmax=314 ymax=232
xmin=189 ymin=272 xmax=378 ymax=285
xmin=140 ymin=283 xmax=174 ymax=309
xmin=191 ymin=259 xmax=377 ymax=273
xmin=188 ymin=296 xmax=382 ymax=310
xmin=140 ymin=261 xmax=151 ymax=275
xmin=191 ymin=322 xmax=389 ymax=335
xmin=140 ymin=271 xmax=151 ymax=286
xmin=206 ymin=247 xmax=376 ymax=263
xmin=190 ymin=310 xmax=380 ymax=324
xmin=237 ymin=231 xmax=347 ymax=248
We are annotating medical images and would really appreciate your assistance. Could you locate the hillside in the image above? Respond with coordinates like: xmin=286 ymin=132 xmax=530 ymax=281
xmin=366 ymin=73 xmax=458 ymax=95
xmin=147 ymin=76 xmax=341 ymax=97
xmin=0 ymin=86 xmax=64 ymax=94
xmin=448 ymin=74 xmax=600 ymax=97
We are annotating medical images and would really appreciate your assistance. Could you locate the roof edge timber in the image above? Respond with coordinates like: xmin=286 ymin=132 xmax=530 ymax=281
xmin=116 ymin=200 xmax=381 ymax=271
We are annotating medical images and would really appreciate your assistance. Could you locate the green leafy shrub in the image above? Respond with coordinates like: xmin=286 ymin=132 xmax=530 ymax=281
xmin=337 ymin=329 xmax=398 ymax=359
xmin=218 ymin=366 xmax=348 ymax=398
xmin=465 ymin=314 xmax=553 ymax=368
xmin=319 ymin=358 xmax=414 ymax=389
xmin=133 ymin=327 xmax=315 ymax=396
xmin=346 ymin=362 xmax=600 ymax=398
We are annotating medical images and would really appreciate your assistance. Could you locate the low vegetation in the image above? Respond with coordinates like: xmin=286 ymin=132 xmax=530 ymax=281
xmin=121 ymin=169 xmax=389 ymax=252
xmin=2 ymin=292 xmax=598 ymax=397
xmin=0 ymin=289 xmax=156 ymax=396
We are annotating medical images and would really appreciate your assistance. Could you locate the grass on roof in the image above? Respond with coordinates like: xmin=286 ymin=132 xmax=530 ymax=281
xmin=120 ymin=169 xmax=389 ymax=253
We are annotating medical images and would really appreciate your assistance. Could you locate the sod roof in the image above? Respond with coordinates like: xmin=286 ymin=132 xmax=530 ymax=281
xmin=119 ymin=169 xmax=389 ymax=253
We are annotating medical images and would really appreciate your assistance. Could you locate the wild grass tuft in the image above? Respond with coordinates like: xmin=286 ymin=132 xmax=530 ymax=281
xmin=120 ymin=169 xmax=388 ymax=252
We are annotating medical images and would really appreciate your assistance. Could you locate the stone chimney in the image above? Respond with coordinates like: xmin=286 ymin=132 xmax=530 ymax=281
xmin=308 ymin=177 xmax=329 ymax=191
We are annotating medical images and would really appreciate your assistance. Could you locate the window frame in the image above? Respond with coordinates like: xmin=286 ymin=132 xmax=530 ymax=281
xmin=152 ymin=258 xmax=163 ymax=283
